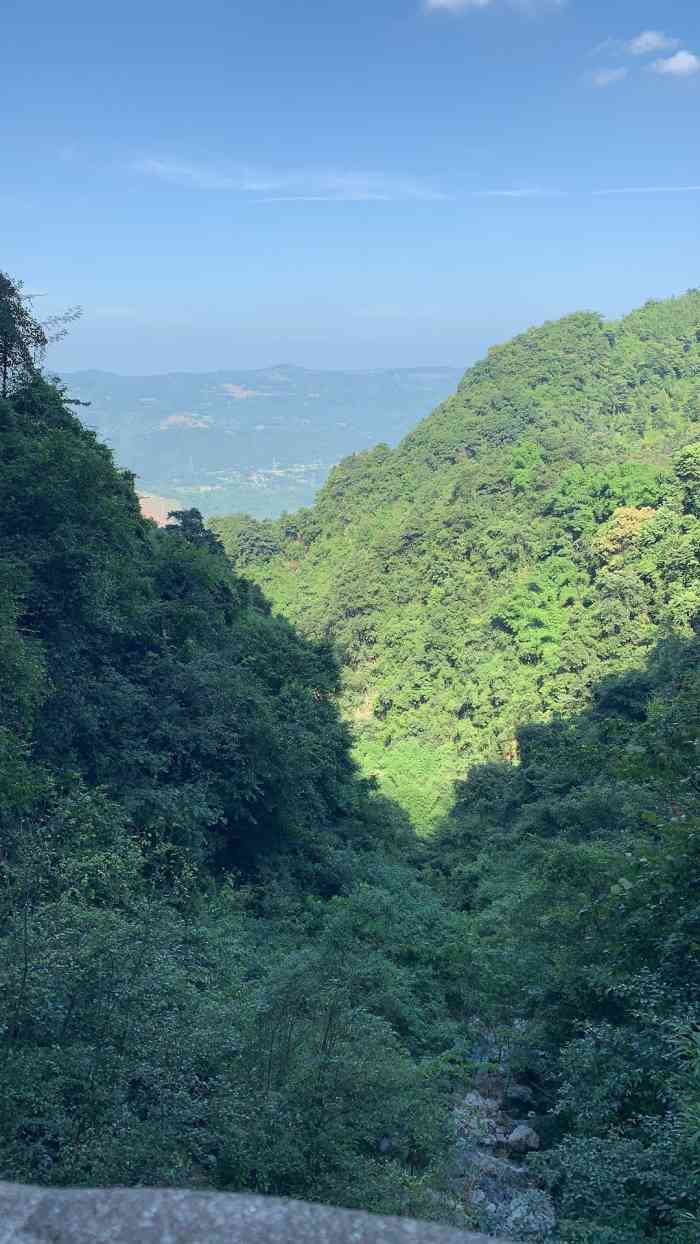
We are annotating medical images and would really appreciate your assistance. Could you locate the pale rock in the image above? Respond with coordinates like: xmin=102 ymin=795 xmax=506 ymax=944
xmin=506 ymin=1124 xmax=540 ymax=1154
xmin=462 ymin=1091 xmax=500 ymax=1115
xmin=503 ymin=1190 xmax=556 ymax=1241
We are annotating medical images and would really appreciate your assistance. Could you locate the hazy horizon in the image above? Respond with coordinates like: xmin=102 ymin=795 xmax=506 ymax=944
xmin=59 ymin=361 xmax=465 ymax=378
xmin=4 ymin=0 xmax=698 ymax=374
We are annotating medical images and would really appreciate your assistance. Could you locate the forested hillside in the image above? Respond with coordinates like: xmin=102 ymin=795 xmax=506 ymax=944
xmin=0 ymin=285 xmax=471 ymax=1222
xmin=212 ymin=292 xmax=700 ymax=1240
xmin=1 ymin=275 xmax=698 ymax=1243
xmin=213 ymin=294 xmax=700 ymax=827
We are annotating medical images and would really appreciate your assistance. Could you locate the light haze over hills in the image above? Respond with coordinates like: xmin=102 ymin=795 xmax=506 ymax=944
xmin=63 ymin=364 xmax=462 ymax=517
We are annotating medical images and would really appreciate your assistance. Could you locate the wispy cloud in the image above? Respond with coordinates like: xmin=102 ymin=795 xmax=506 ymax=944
xmin=628 ymin=30 xmax=680 ymax=55
xmin=125 ymin=161 xmax=700 ymax=206
xmin=131 ymin=159 xmax=269 ymax=191
xmin=424 ymin=0 xmax=564 ymax=13
xmin=257 ymin=174 xmax=449 ymax=202
xmin=593 ymin=185 xmax=700 ymax=196
xmin=588 ymin=30 xmax=698 ymax=88
xmin=471 ymin=187 xmax=566 ymax=198
xmin=591 ymin=67 xmax=628 ymax=88
xmin=652 ymin=49 xmax=700 ymax=77
xmin=473 ymin=185 xmax=700 ymax=200
xmin=131 ymin=159 xmax=448 ymax=202
xmin=477 ymin=185 xmax=700 ymax=199
xmin=425 ymin=0 xmax=493 ymax=9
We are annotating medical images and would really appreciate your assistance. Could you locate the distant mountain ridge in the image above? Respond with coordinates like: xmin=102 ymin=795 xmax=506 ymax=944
xmin=60 ymin=364 xmax=462 ymax=518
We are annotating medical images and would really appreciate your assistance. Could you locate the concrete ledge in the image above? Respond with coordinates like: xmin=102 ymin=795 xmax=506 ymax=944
xmin=0 ymin=1183 xmax=510 ymax=1244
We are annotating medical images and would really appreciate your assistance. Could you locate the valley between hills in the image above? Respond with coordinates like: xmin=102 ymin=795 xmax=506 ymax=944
xmin=1 ymin=274 xmax=698 ymax=1242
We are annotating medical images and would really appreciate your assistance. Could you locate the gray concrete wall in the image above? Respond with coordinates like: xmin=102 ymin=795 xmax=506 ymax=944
xmin=0 ymin=1183 xmax=511 ymax=1243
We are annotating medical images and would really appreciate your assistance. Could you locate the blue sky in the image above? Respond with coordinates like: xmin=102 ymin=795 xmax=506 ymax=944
xmin=3 ymin=0 xmax=699 ymax=372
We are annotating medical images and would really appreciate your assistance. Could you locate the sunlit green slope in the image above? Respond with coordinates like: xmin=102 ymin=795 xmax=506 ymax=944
xmin=212 ymin=293 xmax=700 ymax=828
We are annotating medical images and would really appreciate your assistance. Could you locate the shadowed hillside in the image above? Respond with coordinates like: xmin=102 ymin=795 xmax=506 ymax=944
xmin=0 ymin=355 xmax=476 ymax=1223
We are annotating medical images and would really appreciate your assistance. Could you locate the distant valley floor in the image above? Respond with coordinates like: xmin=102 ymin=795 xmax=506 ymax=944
xmin=62 ymin=363 xmax=462 ymax=518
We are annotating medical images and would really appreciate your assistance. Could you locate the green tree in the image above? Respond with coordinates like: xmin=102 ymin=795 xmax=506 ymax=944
xmin=0 ymin=272 xmax=47 ymax=397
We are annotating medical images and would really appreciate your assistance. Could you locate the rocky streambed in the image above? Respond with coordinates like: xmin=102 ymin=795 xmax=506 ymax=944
xmin=451 ymin=1079 xmax=556 ymax=1242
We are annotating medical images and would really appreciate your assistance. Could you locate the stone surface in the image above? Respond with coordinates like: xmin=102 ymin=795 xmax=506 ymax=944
xmin=505 ymin=1126 xmax=540 ymax=1155
xmin=456 ymin=1094 xmax=503 ymax=1151
xmin=501 ymin=1191 xmax=556 ymax=1242
xmin=476 ymin=1186 xmax=555 ymax=1244
xmin=452 ymin=1083 xmax=554 ymax=1243
xmin=469 ymin=1152 xmax=529 ymax=1187
xmin=0 ymin=1183 xmax=513 ymax=1244
xmin=462 ymin=1093 xmax=500 ymax=1116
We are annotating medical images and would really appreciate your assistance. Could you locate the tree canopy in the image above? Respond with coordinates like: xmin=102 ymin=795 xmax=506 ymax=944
xmin=213 ymin=291 xmax=700 ymax=829
xmin=211 ymin=290 xmax=700 ymax=1240
xmin=1 ymin=280 xmax=698 ymax=1242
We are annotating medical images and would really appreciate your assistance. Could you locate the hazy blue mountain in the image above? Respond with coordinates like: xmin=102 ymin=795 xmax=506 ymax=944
xmin=61 ymin=364 xmax=462 ymax=517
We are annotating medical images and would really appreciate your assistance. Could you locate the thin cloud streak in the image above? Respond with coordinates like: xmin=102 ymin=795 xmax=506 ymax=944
xmin=474 ymin=186 xmax=700 ymax=200
xmin=425 ymin=0 xmax=565 ymax=13
xmin=256 ymin=194 xmax=449 ymax=203
xmin=425 ymin=0 xmax=493 ymax=9
xmin=131 ymin=159 xmax=268 ymax=191
xmin=591 ymin=67 xmax=628 ymax=87
xmin=471 ymin=187 xmax=567 ymax=198
xmin=126 ymin=162 xmax=700 ymax=205
xmin=593 ymin=185 xmax=700 ymax=196
xmin=131 ymin=159 xmax=447 ymax=202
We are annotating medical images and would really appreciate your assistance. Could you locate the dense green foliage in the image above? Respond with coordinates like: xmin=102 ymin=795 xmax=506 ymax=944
xmin=213 ymin=293 xmax=700 ymax=829
xmin=0 ymin=381 xmax=371 ymax=872
xmin=0 ymin=359 xmax=470 ymax=1218
xmin=430 ymin=633 xmax=700 ymax=1240
xmin=2 ymin=280 xmax=699 ymax=1242
xmin=213 ymin=292 xmax=700 ymax=1240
